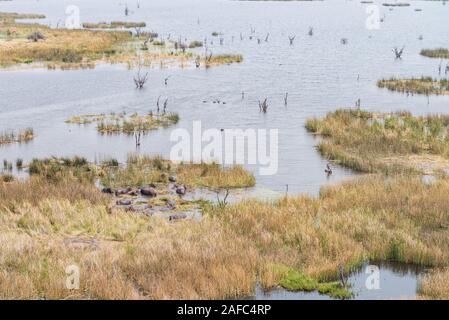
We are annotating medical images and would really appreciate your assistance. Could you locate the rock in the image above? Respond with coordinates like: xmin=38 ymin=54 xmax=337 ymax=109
xmin=169 ymin=213 xmax=187 ymax=221
xmin=176 ymin=185 xmax=186 ymax=196
xmin=127 ymin=190 xmax=139 ymax=196
xmin=140 ymin=186 xmax=157 ymax=197
xmin=130 ymin=204 xmax=150 ymax=212
xmin=115 ymin=188 xmax=128 ymax=196
xmin=168 ymin=176 xmax=177 ymax=183
xmin=117 ymin=199 xmax=132 ymax=206
xmin=102 ymin=187 xmax=113 ymax=194
xmin=167 ymin=199 xmax=177 ymax=209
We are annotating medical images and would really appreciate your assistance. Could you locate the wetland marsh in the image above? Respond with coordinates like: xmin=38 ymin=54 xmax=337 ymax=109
xmin=1 ymin=0 xmax=449 ymax=300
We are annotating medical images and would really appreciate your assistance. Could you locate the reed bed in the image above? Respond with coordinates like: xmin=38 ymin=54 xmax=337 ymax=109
xmin=418 ymin=269 xmax=449 ymax=300
xmin=1 ymin=12 xmax=244 ymax=69
xmin=205 ymin=54 xmax=243 ymax=67
xmin=101 ymin=154 xmax=255 ymax=189
xmin=420 ymin=48 xmax=449 ymax=59
xmin=0 ymin=128 xmax=34 ymax=145
xmin=377 ymin=77 xmax=449 ymax=95
xmin=82 ymin=21 xmax=146 ymax=29
xmin=306 ymin=109 xmax=449 ymax=174
xmin=66 ymin=113 xmax=179 ymax=134
xmin=1 ymin=170 xmax=449 ymax=299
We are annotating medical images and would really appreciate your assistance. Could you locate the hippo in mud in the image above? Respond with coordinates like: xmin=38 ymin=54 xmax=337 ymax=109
xmin=175 ymin=185 xmax=187 ymax=196
xmin=140 ymin=186 xmax=157 ymax=197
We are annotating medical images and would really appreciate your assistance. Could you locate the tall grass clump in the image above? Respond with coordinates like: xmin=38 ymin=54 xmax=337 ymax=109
xmin=1 ymin=162 xmax=449 ymax=298
xmin=306 ymin=109 xmax=449 ymax=174
xmin=420 ymin=48 xmax=449 ymax=59
xmin=0 ymin=128 xmax=34 ymax=144
xmin=66 ymin=113 xmax=179 ymax=134
xmin=377 ymin=77 xmax=449 ymax=95
xmin=101 ymin=154 xmax=255 ymax=189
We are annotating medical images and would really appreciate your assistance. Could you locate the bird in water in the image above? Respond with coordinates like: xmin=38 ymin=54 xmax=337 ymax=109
xmin=325 ymin=164 xmax=333 ymax=176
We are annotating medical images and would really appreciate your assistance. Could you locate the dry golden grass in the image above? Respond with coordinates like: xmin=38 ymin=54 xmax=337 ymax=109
xmin=378 ymin=77 xmax=449 ymax=95
xmin=0 ymin=128 xmax=34 ymax=144
xmin=66 ymin=113 xmax=179 ymax=134
xmin=0 ymin=14 xmax=132 ymax=67
xmin=0 ymin=12 xmax=244 ymax=70
xmin=420 ymin=48 xmax=449 ymax=59
xmin=0 ymin=174 xmax=258 ymax=299
xmin=177 ymin=163 xmax=256 ymax=189
xmin=82 ymin=22 xmax=146 ymax=29
xmin=418 ymin=269 xmax=449 ymax=300
xmin=101 ymin=154 xmax=255 ymax=190
xmin=306 ymin=109 xmax=449 ymax=174
xmin=2 ymin=170 xmax=449 ymax=299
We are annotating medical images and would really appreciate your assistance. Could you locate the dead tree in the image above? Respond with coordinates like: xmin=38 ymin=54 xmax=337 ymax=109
xmin=265 ymin=33 xmax=270 ymax=42
xmin=133 ymin=66 xmax=148 ymax=89
xmin=163 ymin=98 xmax=168 ymax=114
xmin=259 ymin=98 xmax=269 ymax=113
xmin=205 ymin=52 xmax=213 ymax=67
xmin=27 ymin=31 xmax=45 ymax=42
xmin=393 ymin=46 xmax=405 ymax=59
xmin=284 ymin=92 xmax=288 ymax=106
xmin=216 ymin=188 xmax=230 ymax=208
xmin=134 ymin=27 xmax=143 ymax=37
xmin=156 ymin=95 xmax=161 ymax=113
xmin=308 ymin=27 xmax=314 ymax=36
xmin=125 ymin=5 xmax=129 ymax=16
xmin=134 ymin=130 xmax=142 ymax=147
xmin=288 ymin=35 xmax=296 ymax=45
xmin=142 ymin=37 xmax=150 ymax=50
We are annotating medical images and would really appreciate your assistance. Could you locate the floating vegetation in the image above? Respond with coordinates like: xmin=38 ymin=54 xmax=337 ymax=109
xmin=0 ymin=128 xmax=34 ymax=145
xmin=188 ymin=40 xmax=203 ymax=48
xmin=66 ymin=112 xmax=179 ymax=134
xmin=377 ymin=77 xmax=449 ymax=95
xmin=306 ymin=109 xmax=449 ymax=174
xmin=0 ymin=12 xmax=45 ymax=21
xmin=420 ymin=48 xmax=449 ymax=59
xmin=382 ymin=2 xmax=410 ymax=7
xmin=82 ymin=21 xmax=146 ymax=29
xmin=204 ymin=54 xmax=243 ymax=67
xmin=278 ymin=267 xmax=353 ymax=299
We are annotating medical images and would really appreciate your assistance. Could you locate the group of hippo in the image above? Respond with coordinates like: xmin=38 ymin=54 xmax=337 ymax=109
xmin=101 ymin=175 xmax=190 ymax=221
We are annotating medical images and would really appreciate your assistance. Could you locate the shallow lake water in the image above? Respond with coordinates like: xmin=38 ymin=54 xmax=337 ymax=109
xmin=253 ymin=262 xmax=426 ymax=300
xmin=1 ymin=0 xmax=449 ymax=194
xmin=0 ymin=0 xmax=445 ymax=301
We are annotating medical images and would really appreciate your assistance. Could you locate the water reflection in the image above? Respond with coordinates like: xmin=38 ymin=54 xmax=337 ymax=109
xmin=253 ymin=262 xmax=426 ymax=300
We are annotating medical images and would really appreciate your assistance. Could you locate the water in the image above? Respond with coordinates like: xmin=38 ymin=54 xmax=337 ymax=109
xmin=1 ymin=0 xmax=449 ymax=196
xmin=254 ymin=262 xmax=426 ymax=300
